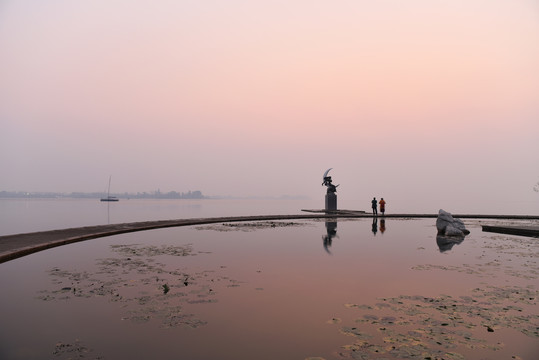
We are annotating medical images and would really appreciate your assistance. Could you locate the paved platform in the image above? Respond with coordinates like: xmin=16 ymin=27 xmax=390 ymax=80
xmin=1 ymin=213 xmax=538 ymax=264
xmin=0 ymin=214 xmax=353 ymax=263
xmin=301 ymin=210 xmax=539 ymax=220
xmin=481 ymin=225 xmax=539 ymax=237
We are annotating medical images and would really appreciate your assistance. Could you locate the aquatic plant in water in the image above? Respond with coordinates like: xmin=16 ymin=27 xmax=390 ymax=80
xmin=328 ymin=285 xmax=537 ymax=359
xmin=36 ymin=243 xmax=243 ymax=330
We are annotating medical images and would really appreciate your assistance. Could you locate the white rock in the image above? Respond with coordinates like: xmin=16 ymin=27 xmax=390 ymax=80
xmin=453 ymin=218 xmax=470 ymax=235
xmin=444 ymin=224 xmax=464 ymax=236
xmin=436 ymin=209 xmax=469 ymax=236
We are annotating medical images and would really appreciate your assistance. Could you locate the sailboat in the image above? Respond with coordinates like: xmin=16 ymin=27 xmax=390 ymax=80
xmin=100 ymin=175 xmax=119 ymax=202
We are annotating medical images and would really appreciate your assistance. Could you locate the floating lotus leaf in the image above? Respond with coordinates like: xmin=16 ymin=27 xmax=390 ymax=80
xmin=195 ymin=221 xmax=308 ymax=232
xmin=53 ymin=339 xmax=102 ymax=360
xmin=345 ymin=303 xmax=373 ymax=310
xmin=340 ymin=327 xmax=373 ymax=340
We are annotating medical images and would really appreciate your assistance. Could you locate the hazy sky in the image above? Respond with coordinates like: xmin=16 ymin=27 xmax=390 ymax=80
xmin=1 ymin=0 xmax=538 ymax=212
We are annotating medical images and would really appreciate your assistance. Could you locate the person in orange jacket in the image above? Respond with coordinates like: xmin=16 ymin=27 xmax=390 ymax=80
xmin=379 ymin=198 xmax=386 ymax=216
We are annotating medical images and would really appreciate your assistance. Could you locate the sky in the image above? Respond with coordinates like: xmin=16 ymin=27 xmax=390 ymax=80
xmin=1 ymin=0 xmax=538 ymax=213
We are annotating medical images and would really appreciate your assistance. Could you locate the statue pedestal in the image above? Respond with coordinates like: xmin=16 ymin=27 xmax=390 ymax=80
xmin=325 ymin=193 xmax=337 ymax=211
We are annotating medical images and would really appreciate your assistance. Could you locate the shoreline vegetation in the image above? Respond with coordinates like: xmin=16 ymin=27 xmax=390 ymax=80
xmin=0 ymin=190 xmax=309 ymax=200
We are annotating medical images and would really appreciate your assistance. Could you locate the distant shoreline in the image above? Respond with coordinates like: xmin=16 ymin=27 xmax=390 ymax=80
xmin=0 ymin=191 xmax=309 ymax=201
xmin=0 ymin=190 xmax=205 ymax=200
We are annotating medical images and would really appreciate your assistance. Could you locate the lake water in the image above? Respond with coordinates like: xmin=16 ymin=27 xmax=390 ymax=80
xmin=0 ymin=217 xmax=537 ymax=360
xmin=1 ymin=197 xmax=538 ymax=237
xmin=0 ymin=198 xmax=321 ymax=236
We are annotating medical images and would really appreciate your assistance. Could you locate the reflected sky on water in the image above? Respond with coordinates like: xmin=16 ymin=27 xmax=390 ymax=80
xmin=0 ymin=218 xmax=537 ymax=359
xmin=2 ymin=197 xmax=538 ymax=237
xmin=0 ymin=198 xmax=319 ymax=236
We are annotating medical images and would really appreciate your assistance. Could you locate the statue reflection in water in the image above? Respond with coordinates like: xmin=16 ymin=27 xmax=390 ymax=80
xmin=323 ymin=221 xmax=338 ymax=254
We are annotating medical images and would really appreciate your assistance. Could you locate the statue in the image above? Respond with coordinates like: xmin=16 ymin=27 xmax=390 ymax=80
xmin=322 ymin=169 xmax=338 ymax=194
xmin=322 ymin=168 xmax=339 ymax=211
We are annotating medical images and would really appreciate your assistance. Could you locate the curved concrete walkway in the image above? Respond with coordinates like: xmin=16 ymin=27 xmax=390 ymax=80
xmin=1 ymin=212 xmax=537 ymax=264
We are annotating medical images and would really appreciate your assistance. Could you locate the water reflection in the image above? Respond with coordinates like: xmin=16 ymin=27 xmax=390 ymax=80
xmin=322 ymin=221 xmax=337 ymax=254
xmin=106 ymin=201 xmax=111 ymax=224
xmin=436 ymin=235 xmax=465 ymax=252
xmin=380 ymin=219 xmax=386 ymax=233
xmin=371 ymin=217 xmax=378 ymax=235
xmin=1 ymin=218 xmax=536 ymax=360
xmin=102 ymin=200 xmax=116 ymax=224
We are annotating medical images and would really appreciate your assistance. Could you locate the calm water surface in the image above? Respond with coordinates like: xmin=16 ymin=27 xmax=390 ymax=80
xmin=1 ymin=197 xmax=538 ymax=236
xmin=0 ymin=198 xmax=319 ymax=236
xmin=0 ymin=218 xmax=537 ymax=359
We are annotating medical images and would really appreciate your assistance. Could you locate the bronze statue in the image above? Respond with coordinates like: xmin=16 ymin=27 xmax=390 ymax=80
xmin=322 ymin=168 xmax=338 ymax=211
xmin=322 ymin=168 xmax=339 ymax=194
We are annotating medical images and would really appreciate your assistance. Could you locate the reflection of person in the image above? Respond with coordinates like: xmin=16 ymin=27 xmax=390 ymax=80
xmin=379 ymin=198 xmax=386 ymax=216
xmin=371 ymin=197 xmax=378 ymax=216
xmin=380 ymin=219 xmax=386 ymax=233
xmin=372 ymin=217 xmax=378 ymax=235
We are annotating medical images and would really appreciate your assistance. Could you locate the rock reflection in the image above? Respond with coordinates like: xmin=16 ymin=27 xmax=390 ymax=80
xmin=436 ymin=235 xmax=465 ymax=252
xmin=322 ymin=221 xmax=337 ymax=254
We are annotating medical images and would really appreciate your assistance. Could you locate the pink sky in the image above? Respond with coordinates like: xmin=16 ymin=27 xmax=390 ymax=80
xmin=1 ymin=0 xmax=538 ymax=213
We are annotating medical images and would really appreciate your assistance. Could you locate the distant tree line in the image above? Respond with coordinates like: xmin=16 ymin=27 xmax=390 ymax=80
xmin=0 ymin=190 xmax=205 ymax=200
xmin=129 ymin=190 xmax=204 ymax=199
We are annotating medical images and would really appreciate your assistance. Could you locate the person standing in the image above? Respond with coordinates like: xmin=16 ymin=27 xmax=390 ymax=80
xmin=371 ymin=197 xmax=378 ymax=216
xmin=379 ymin=198 xmax=386 ymax=216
